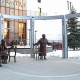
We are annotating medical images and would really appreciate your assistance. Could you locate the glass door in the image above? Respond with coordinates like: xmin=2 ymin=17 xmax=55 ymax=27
xmin=19 ymin=23 xmax=26 ymax=45
xmin=4 ymin=21 xmax=9 ymax=40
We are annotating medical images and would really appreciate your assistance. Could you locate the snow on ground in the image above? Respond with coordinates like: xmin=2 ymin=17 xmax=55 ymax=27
xmin=7 ymin=45 xmax=30 ymax=48
xmin=47 ymin=50 xmax=62 ymax=57
xmin=47 ymin=50 xmax=80 ymax=59
xmin=10 ymin=50 xmax=80 ymax=59
xmin=10 ymin=52 xmax=30 ymax=57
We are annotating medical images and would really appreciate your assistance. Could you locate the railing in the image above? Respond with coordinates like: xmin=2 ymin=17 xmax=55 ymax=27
xmin=27 ymin=10 xmax=47 ymax=16
xmin=5 ymin=39 xmax=30 ymax=47
xmin=36 ymin=39 xmax=62 ymax=43
xmin=4 ymin=39 xmax=62 ymax=49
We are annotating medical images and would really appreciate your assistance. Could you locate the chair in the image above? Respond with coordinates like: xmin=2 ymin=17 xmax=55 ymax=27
xmin=33 ymin=45 xmax=39 ymax=60
xmin=33 ymin=45 xmax=42 ymax=60
xmin=8 ymin=47 xmax=16 ymax=62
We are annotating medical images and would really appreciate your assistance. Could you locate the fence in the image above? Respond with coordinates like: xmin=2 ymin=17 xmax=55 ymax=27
xmin=4 ymin=39 xmax=62 ymax=48
xmin=27 ymin=10 xmax=47 ymax=16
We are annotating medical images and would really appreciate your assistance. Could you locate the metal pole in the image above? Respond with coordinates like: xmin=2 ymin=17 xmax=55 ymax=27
xmin=70 ymin=2 xmax=72 ymax=10
xmin=35 ymin=30 xmax=37 ymax=43
xmin=0 ymin=15 xmax=4 ymax=44
xmin=67 ymin=1 xmax=69 ymax=10
xmin=29 ymin=29 xmax=30 ymax=46
xmin=62 ymin=15 xmax=68 ymax=59
xmin=30 ymin=17 xmax=35 ymax=58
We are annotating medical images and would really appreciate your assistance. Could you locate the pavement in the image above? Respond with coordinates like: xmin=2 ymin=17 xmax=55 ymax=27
xmin=0 ymin=55 xmax=80 ymax=80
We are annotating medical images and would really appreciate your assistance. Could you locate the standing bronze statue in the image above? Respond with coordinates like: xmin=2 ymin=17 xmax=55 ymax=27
xmin=34 ymin=34 xmax=52 ymax=60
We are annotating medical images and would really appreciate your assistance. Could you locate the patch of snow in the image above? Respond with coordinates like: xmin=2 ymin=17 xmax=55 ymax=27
xmin=47 ymin=50 xmax=80 ymax=59
xmin=10 ymin=52 xmax=30 ymax=57
xmin=16 ymin=45 xmax=30 ymax=48
xmin=10 ymin=50 xmax=80 ymax=59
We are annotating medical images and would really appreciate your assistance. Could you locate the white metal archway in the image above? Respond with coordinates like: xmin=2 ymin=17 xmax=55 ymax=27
xmin=0 ymin=13 xmax=80 ymax=59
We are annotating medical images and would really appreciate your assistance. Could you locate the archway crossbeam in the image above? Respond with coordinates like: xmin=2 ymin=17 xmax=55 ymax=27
xmin=1 ymin=13 xmax=80 ymax=20
xmin=2 ymin=14 xmax=32 ymax=20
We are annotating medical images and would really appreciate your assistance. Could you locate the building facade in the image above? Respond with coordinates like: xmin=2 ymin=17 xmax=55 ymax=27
xmin=0 ymin=0 xmax=27 ymax=45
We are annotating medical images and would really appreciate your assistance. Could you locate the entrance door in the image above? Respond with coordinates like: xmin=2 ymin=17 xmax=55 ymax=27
xmin=19 ymin=23 xmax=26 ymax=45
xmin=4 ymin=21 xmax=9 ymax=40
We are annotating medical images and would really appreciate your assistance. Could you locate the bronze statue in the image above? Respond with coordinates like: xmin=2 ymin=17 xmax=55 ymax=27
xmin=0 ymin=39 xmax=8 ymax=64
xmin=0 ymin=56 xmax=2 ymax=66
xmin=34 ymin=34 xmax=52 ymax=60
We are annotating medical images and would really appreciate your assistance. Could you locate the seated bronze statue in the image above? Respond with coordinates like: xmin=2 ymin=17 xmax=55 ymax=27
xmin=0 ymin=39 xmax=8 ymax=64
xmin=0 ymin=56 xmax=2 ymax=66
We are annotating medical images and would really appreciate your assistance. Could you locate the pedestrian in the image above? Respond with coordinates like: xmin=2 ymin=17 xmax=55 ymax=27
xmin=34 ymin=34 xmax=52 ymax=60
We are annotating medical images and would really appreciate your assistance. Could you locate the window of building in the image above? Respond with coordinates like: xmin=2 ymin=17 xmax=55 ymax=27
xmin=38 ymin=0 xmax=41 ymax=3
xmin=19 ymin=10 xmax=22 ymax=22
xmin=19 ymin=0 xmax=22 ymax=10
xmin=15 ymin=0 xmax=18 ymax=9
xmin=10 ymin=0 xmax=15 ymax=8
xmin=1 ymin=7 xmax=5 ymax=14
xmin=23 ymin=0 xmax=26 ymax=10
xmin=6 ymin=0 xmax=10 ymax=7
xmin=6 ymin=8 xmax=10 ymax=15
xmin=15 ymin=10 xmax=18 ymax=16
xmin=1 ymin=0 xmax=5 ymax=6
xmin=10 ymin=9 xmax=14 ymax=15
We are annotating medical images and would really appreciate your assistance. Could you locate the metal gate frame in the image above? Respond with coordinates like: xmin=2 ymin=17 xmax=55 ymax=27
xmin=0 ymin=13 xmax=80 ymax=58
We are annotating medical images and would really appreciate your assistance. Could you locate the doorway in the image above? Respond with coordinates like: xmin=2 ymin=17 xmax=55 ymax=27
xmin=4 ymin=21 xmax=9 ymax=40
xmin=19 ymin=23 xmax=26 ymax=45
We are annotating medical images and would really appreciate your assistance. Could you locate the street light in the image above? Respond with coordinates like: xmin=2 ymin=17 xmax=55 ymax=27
xmin=35 ymin=30 xmax=37 ymax=43
xmin=29 ymin=29 xmax=30 ymax=45
xmin=27 ymin=29 xmax=37 ymax=45
xmin=27 ymin=29 xmax=30 ymax=46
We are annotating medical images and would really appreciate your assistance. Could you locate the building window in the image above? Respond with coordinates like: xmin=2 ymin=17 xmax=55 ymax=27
xmin=1 ymin=0 xmax=5 ymax=6
xmin=38 ymin=0 xmax=41 ymax=3
xmin=1 ymin=7 xmax=5 ymax=14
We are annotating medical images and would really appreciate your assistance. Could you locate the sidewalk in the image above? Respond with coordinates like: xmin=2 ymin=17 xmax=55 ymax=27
xmin=0 ymin=55 xmax=80 ymax=80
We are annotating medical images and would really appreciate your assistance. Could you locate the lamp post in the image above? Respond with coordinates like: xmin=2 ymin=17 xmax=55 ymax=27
xmin=27 ymin=29 xmax=37 ymax=45
xmin=27 ymin=29 xmax=30 ymax=46
xmin=28 ymin=29 xmax=30 ymax=46
xmin=35 ymin=30 xmax=37 ymax=43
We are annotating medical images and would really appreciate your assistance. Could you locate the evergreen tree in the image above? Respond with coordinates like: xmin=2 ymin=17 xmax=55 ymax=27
xmin=67 ymin=8 xmax=80 ymax=50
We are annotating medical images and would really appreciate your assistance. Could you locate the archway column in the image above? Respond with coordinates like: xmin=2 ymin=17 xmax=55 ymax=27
xmin=0 ymin=15 xmax=4 ymax=44
xmin=30 ymin=17 xmax=35 ymax=58
xmin=62 ymin=16 xmax=68 ymax=58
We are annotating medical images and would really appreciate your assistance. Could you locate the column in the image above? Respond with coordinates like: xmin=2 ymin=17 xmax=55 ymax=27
xmin=62 ymin=15 xmax=68 ymax=58
xmin=0 ymin=15 xmax=4 ymax=44
xmin=30 ymin=17 xmax=35 ymax=58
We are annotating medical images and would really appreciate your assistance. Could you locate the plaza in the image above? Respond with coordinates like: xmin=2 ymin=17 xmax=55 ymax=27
xmin=0 ymin=53 xmax=80 ymax=80
xmin=0 ymin=0 xmax=80 ymax=80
